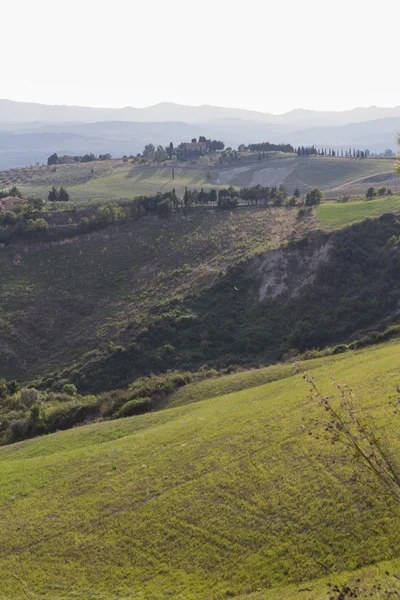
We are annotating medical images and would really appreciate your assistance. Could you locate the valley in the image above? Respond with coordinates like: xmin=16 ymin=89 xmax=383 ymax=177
xmin=0 ymin=114 xmax=400 ymax=600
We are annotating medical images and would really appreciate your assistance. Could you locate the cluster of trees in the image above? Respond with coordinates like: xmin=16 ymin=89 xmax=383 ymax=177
xmin=47 ymin=153 xmax=112 ymax=166
xmin=366 ymin=186 xmax=393 ymax=199
xmin=133 ymin=190 xmax=180 ymax=216
xmin=305 ymin=188 xmax=323 ymax=205
xmin=247 ymin=142 xmax=295 ymax=153
xmin=48 ymin=186 xmax=70 ymax=202
xmin=0 ymin=185 xmax=23 ymax=199
xmin=296 ymin=146 xmax=318 ymax=156
xmin=141 ymin=138 xmax=226 ymax=163
xmin=130 ymin=184 xmax=322 ymax=213
xmin=316 ymin=148 xmax=368 ymax=158
xmin=0 ymin=195 xmax=50 ymax=241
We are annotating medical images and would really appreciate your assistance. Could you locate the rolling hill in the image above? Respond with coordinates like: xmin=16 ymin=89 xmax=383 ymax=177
xmin=0 ymin=99 xmax=399 ymax=168
xmin=1 ymin=155 xmax=397 ymax=200
xmin=1 ymin=341 xmax=400 ymax=599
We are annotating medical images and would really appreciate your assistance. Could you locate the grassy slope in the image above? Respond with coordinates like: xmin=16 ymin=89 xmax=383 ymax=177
xmin=1 ymin=341 xmax=400 ymax=599
xmin=317 ymin=195 xmax=400 ymax=228
xmin=2 ymin=156 xmax=396 ymax=202
xmin=291 ymin=157 xmax=395 ymax=195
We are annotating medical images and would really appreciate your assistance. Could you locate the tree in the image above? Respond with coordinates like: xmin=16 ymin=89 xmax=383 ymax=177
xmin=142 ymin=144 xmax=155 ymax=160
xmin=9 ymin=186 xmax=22 ymax=198
xmin=154 ymin=145 xmax=167 ymax=162
xmin=183 ymin=186 xmax=190 ymax=208
xmin=0 ymin=379 xmax=7 ymax=400
xmin=48 ymin=186 xmax=59 ymax=202
xmin=305 ymin=188 xmax=323 ymax=206
xmin=208 ymin=188 xmax=217 ymax=205
xmin=27 ymin=197 xmax=45 ymax=211
xmin=6 ymin=380 xmax=20 ymax=395
xmin=58 ymin=186 xmax=70 ymax=202
xmin=81 ymin=153 xmax=97 ymax=162
xmin=377 ymin=186 xmax=387 ymax=197
xmin=366 ymin=187 xmax=376 ymax=199
xmin=294 ymin=188 xmax=300 ymax=198
xmin=47 ymin=153 xmax=59 ymax=166
xmin=167 ymin=142 xmax=174 ymax=159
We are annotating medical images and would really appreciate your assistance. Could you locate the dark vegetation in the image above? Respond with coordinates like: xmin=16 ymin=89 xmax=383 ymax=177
xmin=31 ymin=213 xmax=400 ymax=393
xmin=0 ymin=183 xmax=314 ymax=244
xmin=0 ymin=368 xmax=221 ymax=445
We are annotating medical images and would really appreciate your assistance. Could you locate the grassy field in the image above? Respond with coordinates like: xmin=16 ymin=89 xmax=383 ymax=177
xmin=291 ymin=157 xmax=396 ymax=195
xmin=1 ymin=156 xmax=396 ymax=202
xmin=317 ymin=195 xmax=400 ymax=228
xmin=1 ymin=341 xmax=400 ymax=598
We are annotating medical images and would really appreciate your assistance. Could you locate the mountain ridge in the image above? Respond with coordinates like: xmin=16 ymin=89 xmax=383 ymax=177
xmin=2 ymin=98 xmax=400 ymax=127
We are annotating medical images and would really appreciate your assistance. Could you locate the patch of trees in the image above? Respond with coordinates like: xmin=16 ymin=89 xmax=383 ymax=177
xmin=0 ymin=186 xmax=23 ymax=199
xmin=366 ymin=186 xmax=393 ymax=199
xmin=296 ymin=146 xmax=318 ymax=156
xmin=240 ymin=184 xmax=290 ymax=206
xmin=47 ymin=153 xmax=112 ymax=165
xmin=48 ymin=186 xmax=70 ymax=202
xmin=247 ymin=142 xmax=295 ymax=153
xmin=317 ymin=148 xmax=367 ymax=158
xmin=305 ymin=188 xmax=323 ymax=206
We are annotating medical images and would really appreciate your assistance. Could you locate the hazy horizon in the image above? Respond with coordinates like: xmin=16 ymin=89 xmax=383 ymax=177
xmin=1 ymin=97 xmax=400 ymax=116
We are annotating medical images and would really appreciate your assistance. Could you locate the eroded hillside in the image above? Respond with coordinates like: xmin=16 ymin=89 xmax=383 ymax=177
xmin=0 ymin=206 xmax=308 ymax=385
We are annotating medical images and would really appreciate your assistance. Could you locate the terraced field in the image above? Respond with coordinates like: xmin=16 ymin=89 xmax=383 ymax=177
xmin=1 ymin=341 xmax=400 ymax=599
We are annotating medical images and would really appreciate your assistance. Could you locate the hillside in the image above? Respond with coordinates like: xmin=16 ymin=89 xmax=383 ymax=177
xmin=2 ymin=195 xmax=400 ymax=396
xmin=1 ymin=341 xmax=400 ymax=599
xmin=1 ymin=155 xmax=396 ymax=200
xmin=0 ymin=205 xmax=306 ymax=385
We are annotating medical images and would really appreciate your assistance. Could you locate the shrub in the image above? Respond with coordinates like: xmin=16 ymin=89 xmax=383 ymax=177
xmin=115 ymin=397 xmax=152 ymax=419
xmin=6 ymin=380 xmax=20 ymax=396
xmin=62 ymin=383 xmax=77 ymax=397
xmin=20 ymin=388 xmax=40 ymax=407
xmin=332 ymin=344 xmax=349 ymax=354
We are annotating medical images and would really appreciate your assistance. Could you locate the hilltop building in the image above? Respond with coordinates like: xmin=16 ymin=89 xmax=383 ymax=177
xmin=182 ymin=140 xmax=207 ymax=157
xmin=0 ymin=196 xmax=25 ymax=211
xmin=60 ymin=155 xmax=75 ymax=165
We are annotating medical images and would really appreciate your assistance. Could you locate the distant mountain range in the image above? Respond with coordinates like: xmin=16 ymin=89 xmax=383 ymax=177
xmin=0 ymin=99 xmax=398 ymax=169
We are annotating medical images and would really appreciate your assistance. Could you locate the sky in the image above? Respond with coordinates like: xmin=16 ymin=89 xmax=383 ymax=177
xmin=2 ymin=0 xmax=398 ymax=114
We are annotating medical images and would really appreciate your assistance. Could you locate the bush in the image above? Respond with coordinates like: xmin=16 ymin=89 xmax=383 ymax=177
xmin=20 ymin=388 xmax=40 ymax=407
xmin=62 ymin=383 xmax=77 ymax=397
xmin=115 ymin=397 xmax=152 ymax=418
xmin=332 ymin=344 xmax=349 ymax=355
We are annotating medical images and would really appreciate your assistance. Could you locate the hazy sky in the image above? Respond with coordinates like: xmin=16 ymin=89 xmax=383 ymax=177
xmin=2 ymin=0 xmax=398 ymax=113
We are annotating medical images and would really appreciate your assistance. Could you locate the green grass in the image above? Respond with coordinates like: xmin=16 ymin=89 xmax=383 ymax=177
xmin=167 ymin=363 xmax=298 ymax=408
xmin=316 ymin=195 xmax=400 ymax=228
xmin=1 ymin=341 xmax=400 ymax=598
xmin=3 ymin=156 xmax=396 ymax=203
xmin=292 ymin=157 xmax=396 ymax=195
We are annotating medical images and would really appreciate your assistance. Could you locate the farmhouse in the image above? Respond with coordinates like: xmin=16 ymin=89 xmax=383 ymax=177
xmin=0 ymin=196 xmax=25 ymax=211
xmin=60 ymin=155 xmax=75 ymax=165
xmin=183 ymin=141 xmax=207 ymax=156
